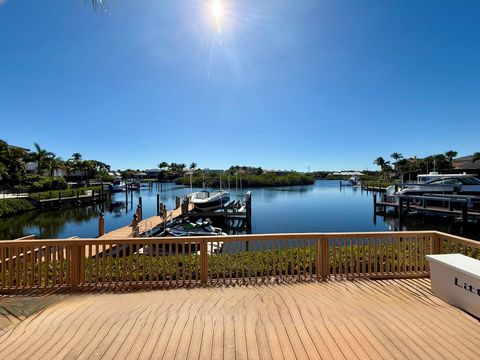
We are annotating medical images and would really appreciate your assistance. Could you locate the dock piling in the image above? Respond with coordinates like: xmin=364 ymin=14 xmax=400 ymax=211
xmin=246 ymin=191 xmax=252 ymax=231
xmin=98 ymin=212 xmax=105 ymax=237
xmin=461 ymin=203 xmax=468 ymax=224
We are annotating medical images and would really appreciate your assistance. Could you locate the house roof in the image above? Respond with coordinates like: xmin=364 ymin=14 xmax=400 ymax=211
xmin=452 ymin=155 xmax=480 ymax=170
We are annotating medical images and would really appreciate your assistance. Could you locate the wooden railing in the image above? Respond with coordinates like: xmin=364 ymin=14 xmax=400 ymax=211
xmin=0 ymin=231 xmax=477 ymax=291
xmin=437 ymin=232 xmax=480 ymax=260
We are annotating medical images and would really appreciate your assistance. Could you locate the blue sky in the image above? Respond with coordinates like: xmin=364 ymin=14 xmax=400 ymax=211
xmin=1 ymin=0 xmax=479 ymax=171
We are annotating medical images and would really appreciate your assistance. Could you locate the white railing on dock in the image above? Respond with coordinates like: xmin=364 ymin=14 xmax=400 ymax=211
xmin=0 ymin=231 xmax=478 ymax=291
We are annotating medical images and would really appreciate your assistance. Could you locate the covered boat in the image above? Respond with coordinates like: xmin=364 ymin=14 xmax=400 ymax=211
xmin=190 ymin=190 xmax=230 ymax=211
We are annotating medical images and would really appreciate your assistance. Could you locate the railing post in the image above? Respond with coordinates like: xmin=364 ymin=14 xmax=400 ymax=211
xmin=70 ymin=244 xmax=83 ymax=288
xmin=200 ymin=239 xmax=208 ymax=285
xmin=317 ymin=235 xmax=329 ymax=281
xmin=430 ymin=232 xmax=441 ymax=255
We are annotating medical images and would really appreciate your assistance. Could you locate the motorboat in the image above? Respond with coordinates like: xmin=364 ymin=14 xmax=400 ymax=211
xmin=416 ymin=172 xmax=477 ymax=184
xmin=397 ymin=176 xmax=480 ymax=197
xmin=349 ymin=176 xmax=361 ymax=186
xmin=190 ymin=190 xmax=230 ymax=211
xmin=110 ymin=177 xmax=126 ymax=192
xmin=140 ymin=219 xmax=225 ymax=256
xmin=126 ymin=180 xmax=140 ymax=190
xmin=161 ymin=218 xmax=226 ymax=237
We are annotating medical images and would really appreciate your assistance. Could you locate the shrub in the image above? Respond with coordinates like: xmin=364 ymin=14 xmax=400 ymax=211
xmin=29 ymin=186 xmax=102 ymax=201
xmin=0 ymin=198 xmax=35 ymax=217
xmin=29 ymin=176 xmax=68 ymax=192
xmin=175 ymin=172 xmax=315 ymax=188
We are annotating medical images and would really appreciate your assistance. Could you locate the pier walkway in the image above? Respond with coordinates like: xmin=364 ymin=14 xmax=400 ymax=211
xmin=1 ymin=278 xmax=479 ymax=359
xmin=99 ymin=203 xmax=194 ymax=239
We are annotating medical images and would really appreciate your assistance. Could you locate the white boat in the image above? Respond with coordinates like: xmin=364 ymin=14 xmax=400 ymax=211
xmin=110 ymin=177 xmax=126 ymax=192
xmin=397 ymin=176 xmax=480 ymax=197
xmin=349 ymin=176 xmax=361 ymax=186
xmin=416 ymin=171 xmax=476 ymax=184
xmin=190 ymin=190 xmax=230 ymax=211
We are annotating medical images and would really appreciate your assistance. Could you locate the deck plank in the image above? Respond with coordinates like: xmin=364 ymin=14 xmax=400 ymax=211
xmin=1 ymin=279 xmax=479 ymax=360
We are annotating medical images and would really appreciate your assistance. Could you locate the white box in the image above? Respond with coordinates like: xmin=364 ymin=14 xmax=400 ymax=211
xmin=426 ymin=254 xmax=480 ymax=318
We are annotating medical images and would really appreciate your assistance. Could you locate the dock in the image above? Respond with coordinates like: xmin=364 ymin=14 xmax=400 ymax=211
xmin=90 ymin=200 xmax=194 ymax=257
xmin=374 ymin=192 xmax=480 ymax=226
xmin=32 ymin=188 xmax=108 ymax=208
xmin=99 ymin=203 xmax=194 ymax=239
xmin=188 ymin=191 xmax=252 ymax=233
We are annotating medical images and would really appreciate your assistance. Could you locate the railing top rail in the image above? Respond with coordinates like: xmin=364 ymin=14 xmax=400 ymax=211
xmin=434 ymin=231 xmax=480 ymax=248
xmin=0 ymin=230 xmax=443 ymax=246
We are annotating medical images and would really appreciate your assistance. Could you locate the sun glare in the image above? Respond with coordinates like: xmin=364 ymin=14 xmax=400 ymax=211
xmin=210 ymin=0 xmax=225 ymax=33
xmin=211 ymin=0 xmax=224 ymax=20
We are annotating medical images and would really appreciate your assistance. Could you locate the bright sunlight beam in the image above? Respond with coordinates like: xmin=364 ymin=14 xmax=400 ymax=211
xmin=210 ymin=0 xmax=225 ymax=34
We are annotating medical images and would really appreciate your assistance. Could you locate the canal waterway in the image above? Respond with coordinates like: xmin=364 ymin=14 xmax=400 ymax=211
xmin=0 ymin=180 xmax=477 ymax=240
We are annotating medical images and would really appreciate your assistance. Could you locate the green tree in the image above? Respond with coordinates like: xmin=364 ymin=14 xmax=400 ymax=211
xmin=373 ymin=157 xmax=389 ymax=170
xmin=473 ymin=152 xmax=480 ymax=163
xmin=158 ymin=161 xmax=169 ymax=170
xmin=0 ymin=140 xmax=27 ymax=187
xmin=444 ymin=150 xmax=457 ymax=167
xmin=46 ymin=156 xmax=65 ymax=177
xmin=390 ymin=152 xmax=403 ymax=162
xmin=29 ymin=143 xmax=55 ymax=174
xmin=189 ymin=162 xmax=197 ymax=170
xmin=70 ymin=153 xmax=82 ymax=162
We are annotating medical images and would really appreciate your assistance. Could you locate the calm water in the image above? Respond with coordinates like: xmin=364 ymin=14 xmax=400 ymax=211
xmin=1 ymin=180 xmax=478 ymax=239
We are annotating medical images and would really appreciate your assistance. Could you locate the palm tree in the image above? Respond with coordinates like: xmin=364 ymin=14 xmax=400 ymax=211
xmin=158 ymin=161 xmax=169 ymax=170
xmin=94 ymin=160 xmax=110 ymax=172
xmin=82 ymin=160 xmax=98 ymax=180
xmin=189 ymin=162 xmax=197 ymax=170
xmin=30 ymin=143 xmax=55 ymax=174
xmin=473 ymin=152 xmax=480 ymax=163
xmin=373 ymin=157 xmax=388 ymax=170
xmin=46 ymin=156 xmax=65 ymax=177
xmin=390 ymin=152 xmax=403 ymax=162
xmin=70 ymin=153 xmax=82 ymax=162
xmin=444 ymin=150 xmax=457 ymax=167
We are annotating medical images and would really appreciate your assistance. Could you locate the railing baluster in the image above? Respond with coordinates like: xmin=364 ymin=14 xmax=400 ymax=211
xmin=296 ymin=239 xmax=300 ymax=281
xmin=290 ymin=239 xmax=294 ymax=280
xmin=332 ymin=238 xmax=337 ymax=278
xmin=51 ymin=245 xmax=57 ymax=288
xmin=29 ymin=245 xmax=34 ymax=288
xmin=182 ymin=242 xmax=190 ymax=287
xmin=155 ymin=241 xmax=159 ymax=287
xmin=94 ymin=244 xmax=98 ymax=286
xmin=162 ymin=241 xmax=166 ymax=288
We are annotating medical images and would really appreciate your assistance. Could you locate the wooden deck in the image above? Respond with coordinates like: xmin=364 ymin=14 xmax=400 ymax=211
xmin=0 ymin=278 xmax=479 ymax=359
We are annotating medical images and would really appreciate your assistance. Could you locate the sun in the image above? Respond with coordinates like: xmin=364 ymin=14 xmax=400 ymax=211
xmin=210 ymin=0 xmax=224 ymax=21
xmin=209 ymin=0 xmax=225 ymax=33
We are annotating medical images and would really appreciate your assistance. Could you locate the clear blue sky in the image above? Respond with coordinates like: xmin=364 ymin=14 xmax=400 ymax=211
xmin=1 ymin=0 xmax=479 ymax=171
